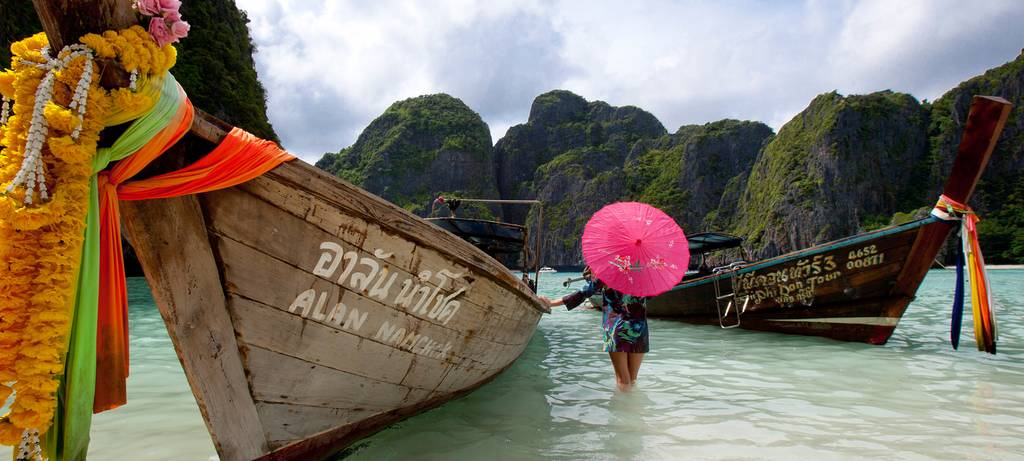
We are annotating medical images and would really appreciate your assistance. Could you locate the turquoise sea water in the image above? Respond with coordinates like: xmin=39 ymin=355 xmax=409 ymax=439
xmin=3 ymin=270 xmax=1022 ymax=460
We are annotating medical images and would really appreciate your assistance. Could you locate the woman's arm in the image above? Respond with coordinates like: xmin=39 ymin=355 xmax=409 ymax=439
xmin=540 ymin=281 xmax=600 ymax=310
xmin=538 ymin=296 xmax=565 ymax=307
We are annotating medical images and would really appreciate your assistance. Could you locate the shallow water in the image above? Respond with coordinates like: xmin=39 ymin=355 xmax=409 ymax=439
xmin=3 ymin=270 xmax=1022 ymax=460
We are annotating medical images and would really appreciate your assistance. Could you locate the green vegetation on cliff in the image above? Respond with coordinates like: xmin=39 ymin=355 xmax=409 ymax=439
xmin=927 ymin=52 xmax=1024 ymax=263
xmin=316 ymin=94 xmax=499 ymax=218
xmin=625 ymin=144 xmax=690 ymax=216
xmin=733 ymin=91 xmax=930 ymax=257
xmin=0 ymin=1 xmax=41 ymax=65
xmin=324 ymin=56 xmax=1024 ymax=265
xmin=625 ymin=120 xmax=770 ymax=233
xmin=174 ymin=0 xmax=278 ymax=141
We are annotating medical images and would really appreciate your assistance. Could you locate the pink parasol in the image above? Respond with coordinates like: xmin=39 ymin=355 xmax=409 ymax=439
xmin=582 ymin=202 xmax=689 ymax=296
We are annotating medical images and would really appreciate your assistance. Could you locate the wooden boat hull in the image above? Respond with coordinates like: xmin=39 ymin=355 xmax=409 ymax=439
xmin=122 ymin=160 xmax=546 ymax=460
xmin=646 ymin=218 xmax=941 ymax=344
xmin=647 ymin=95 xmax=1012 ymax=345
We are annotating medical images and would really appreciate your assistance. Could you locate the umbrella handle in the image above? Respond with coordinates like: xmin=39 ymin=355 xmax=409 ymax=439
xmin=562 ymin=276 xmax=587 ymax=287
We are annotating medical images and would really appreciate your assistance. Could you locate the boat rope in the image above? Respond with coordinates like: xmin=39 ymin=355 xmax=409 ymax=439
xmin=930 ymin=194 xmax=997 ymax=354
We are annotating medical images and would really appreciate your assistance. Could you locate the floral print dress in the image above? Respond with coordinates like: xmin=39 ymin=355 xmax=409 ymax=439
xmin=562 ymin=280 xmax=650 ymax=353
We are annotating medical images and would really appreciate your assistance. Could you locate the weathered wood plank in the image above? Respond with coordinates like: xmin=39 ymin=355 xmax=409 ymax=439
xmin=121 ymin=197 xmax=269 ymax=460
xmin=202 ymin=185 xmax=531 ymax=329
xmin=228 ymin=296 xmax=417 ymax=384
xmin=434 ymin=363 xmax=499 ymax=395
xmin=33 ymin=0 xmax=135 ymax=52
xmin=254 ymin=363 xmax=513 ymax=461
xmin=227 ymin=295 xmax=487 ymax=391
xmin=256 ymin=402 xmax=378 ymax=450
xmin=247 ymin=346 xmax=416 ymax=410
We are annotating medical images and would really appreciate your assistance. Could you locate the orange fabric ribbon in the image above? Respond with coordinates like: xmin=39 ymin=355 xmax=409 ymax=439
xmin=93 ymin=99 xmax=294 ymax=412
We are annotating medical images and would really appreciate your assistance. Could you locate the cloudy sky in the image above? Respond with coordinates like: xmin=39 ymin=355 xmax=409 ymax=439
xmin=234 ymin=0 xmax=1024 ymax=163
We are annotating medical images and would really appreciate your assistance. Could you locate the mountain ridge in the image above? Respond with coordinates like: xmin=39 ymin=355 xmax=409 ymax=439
xmin=319 ymin=51 xmax=1024 ymax=265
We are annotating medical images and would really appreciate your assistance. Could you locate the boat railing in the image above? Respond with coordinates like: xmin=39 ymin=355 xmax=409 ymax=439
xmin=712 ymin=261 xmax=748 ymax=274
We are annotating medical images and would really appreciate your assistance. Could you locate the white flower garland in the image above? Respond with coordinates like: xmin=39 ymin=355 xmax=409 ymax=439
xmin=15 ymin=429 xmax=45 ymax=461
xmin=4 ymin=44 xmax=95 ymax=205
xmin=1 ymin=96 xmax=10 ymax=126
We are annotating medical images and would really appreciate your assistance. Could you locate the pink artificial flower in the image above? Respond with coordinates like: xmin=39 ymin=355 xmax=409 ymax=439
xmin=135 ymin=0 xmax=161 ymax=15
xmin=163 ymin=10 xmax=182 ymax=22
xmin=148 ymin=16 xmax=174 ymax=47
xmin=170 ymin=20 xmax=190 ymax=40
xmin=158 ymin=0 xmax=182 ymax=13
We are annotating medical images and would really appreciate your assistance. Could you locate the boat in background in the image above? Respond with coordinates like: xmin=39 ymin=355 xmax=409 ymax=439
xmin=540 ymin=267 xmax=557 ymax=273
xmin=426 ymin=217 xmax=527 ymax=259
xmin=30 ymin=2 xmax=548 ymax=460
xmin=646 ymin=95 xmax=1011 ymax=344
xmin=427 ymin=197 xmax=545 ymax=292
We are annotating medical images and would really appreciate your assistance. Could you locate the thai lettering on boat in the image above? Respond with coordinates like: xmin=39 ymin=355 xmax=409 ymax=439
xmin=308 ymin=240 xmax=470 ymax=325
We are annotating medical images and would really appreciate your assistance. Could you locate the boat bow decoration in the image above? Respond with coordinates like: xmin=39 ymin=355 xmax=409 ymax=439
xmin=931 ymin=194 xmax=997 ymax=354
xmin=0 ymin=24 xmax=293 ymax=458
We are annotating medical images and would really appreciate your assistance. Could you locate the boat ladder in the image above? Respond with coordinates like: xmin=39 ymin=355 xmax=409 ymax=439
xmin=712 ymin=265 xmax=747 ymax=329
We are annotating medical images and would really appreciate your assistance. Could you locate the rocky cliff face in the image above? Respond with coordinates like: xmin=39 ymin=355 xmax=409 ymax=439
xmin=732 ymin=91 xmax=930 ymax=258
xmin=492 ymin=91 xmax=667 ymax=265
xmin=626 ymin=120 xmax=772 ymax=234
xmin=531 ymin=158 xmax=628 ymax=267
xmin=316 ymin=94 xmax=501 ymax=218
xmin=493 ymin=90 xmax=666 ymax=226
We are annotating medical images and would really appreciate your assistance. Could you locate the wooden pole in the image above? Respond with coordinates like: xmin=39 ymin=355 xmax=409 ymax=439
xmin=32 ymin=0 xmax=136 ymax=51
xmin=891 ymin=96 xmax=1012 ymax=297
xmin=535 ymin=203 xmax=543 ymax=287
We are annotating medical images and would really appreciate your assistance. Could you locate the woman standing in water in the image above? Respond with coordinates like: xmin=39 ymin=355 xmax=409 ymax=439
xmin=546 ymin=201 xmax=686 ymax=391
xmin=540 ymin=268 xmax=649 ymax=391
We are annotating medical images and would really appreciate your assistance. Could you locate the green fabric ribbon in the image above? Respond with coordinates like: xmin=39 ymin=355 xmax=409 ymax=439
xmin=42 ymin=75 xmax=182 ymax=461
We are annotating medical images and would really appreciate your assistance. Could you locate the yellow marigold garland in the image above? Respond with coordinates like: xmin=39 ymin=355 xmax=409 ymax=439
xmin=0 ymin=26 xmax=175 ymax=445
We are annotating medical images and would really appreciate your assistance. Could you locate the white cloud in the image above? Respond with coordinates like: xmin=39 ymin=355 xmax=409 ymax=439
xmin=235 ymin=0 xmax=1024 ymax=162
